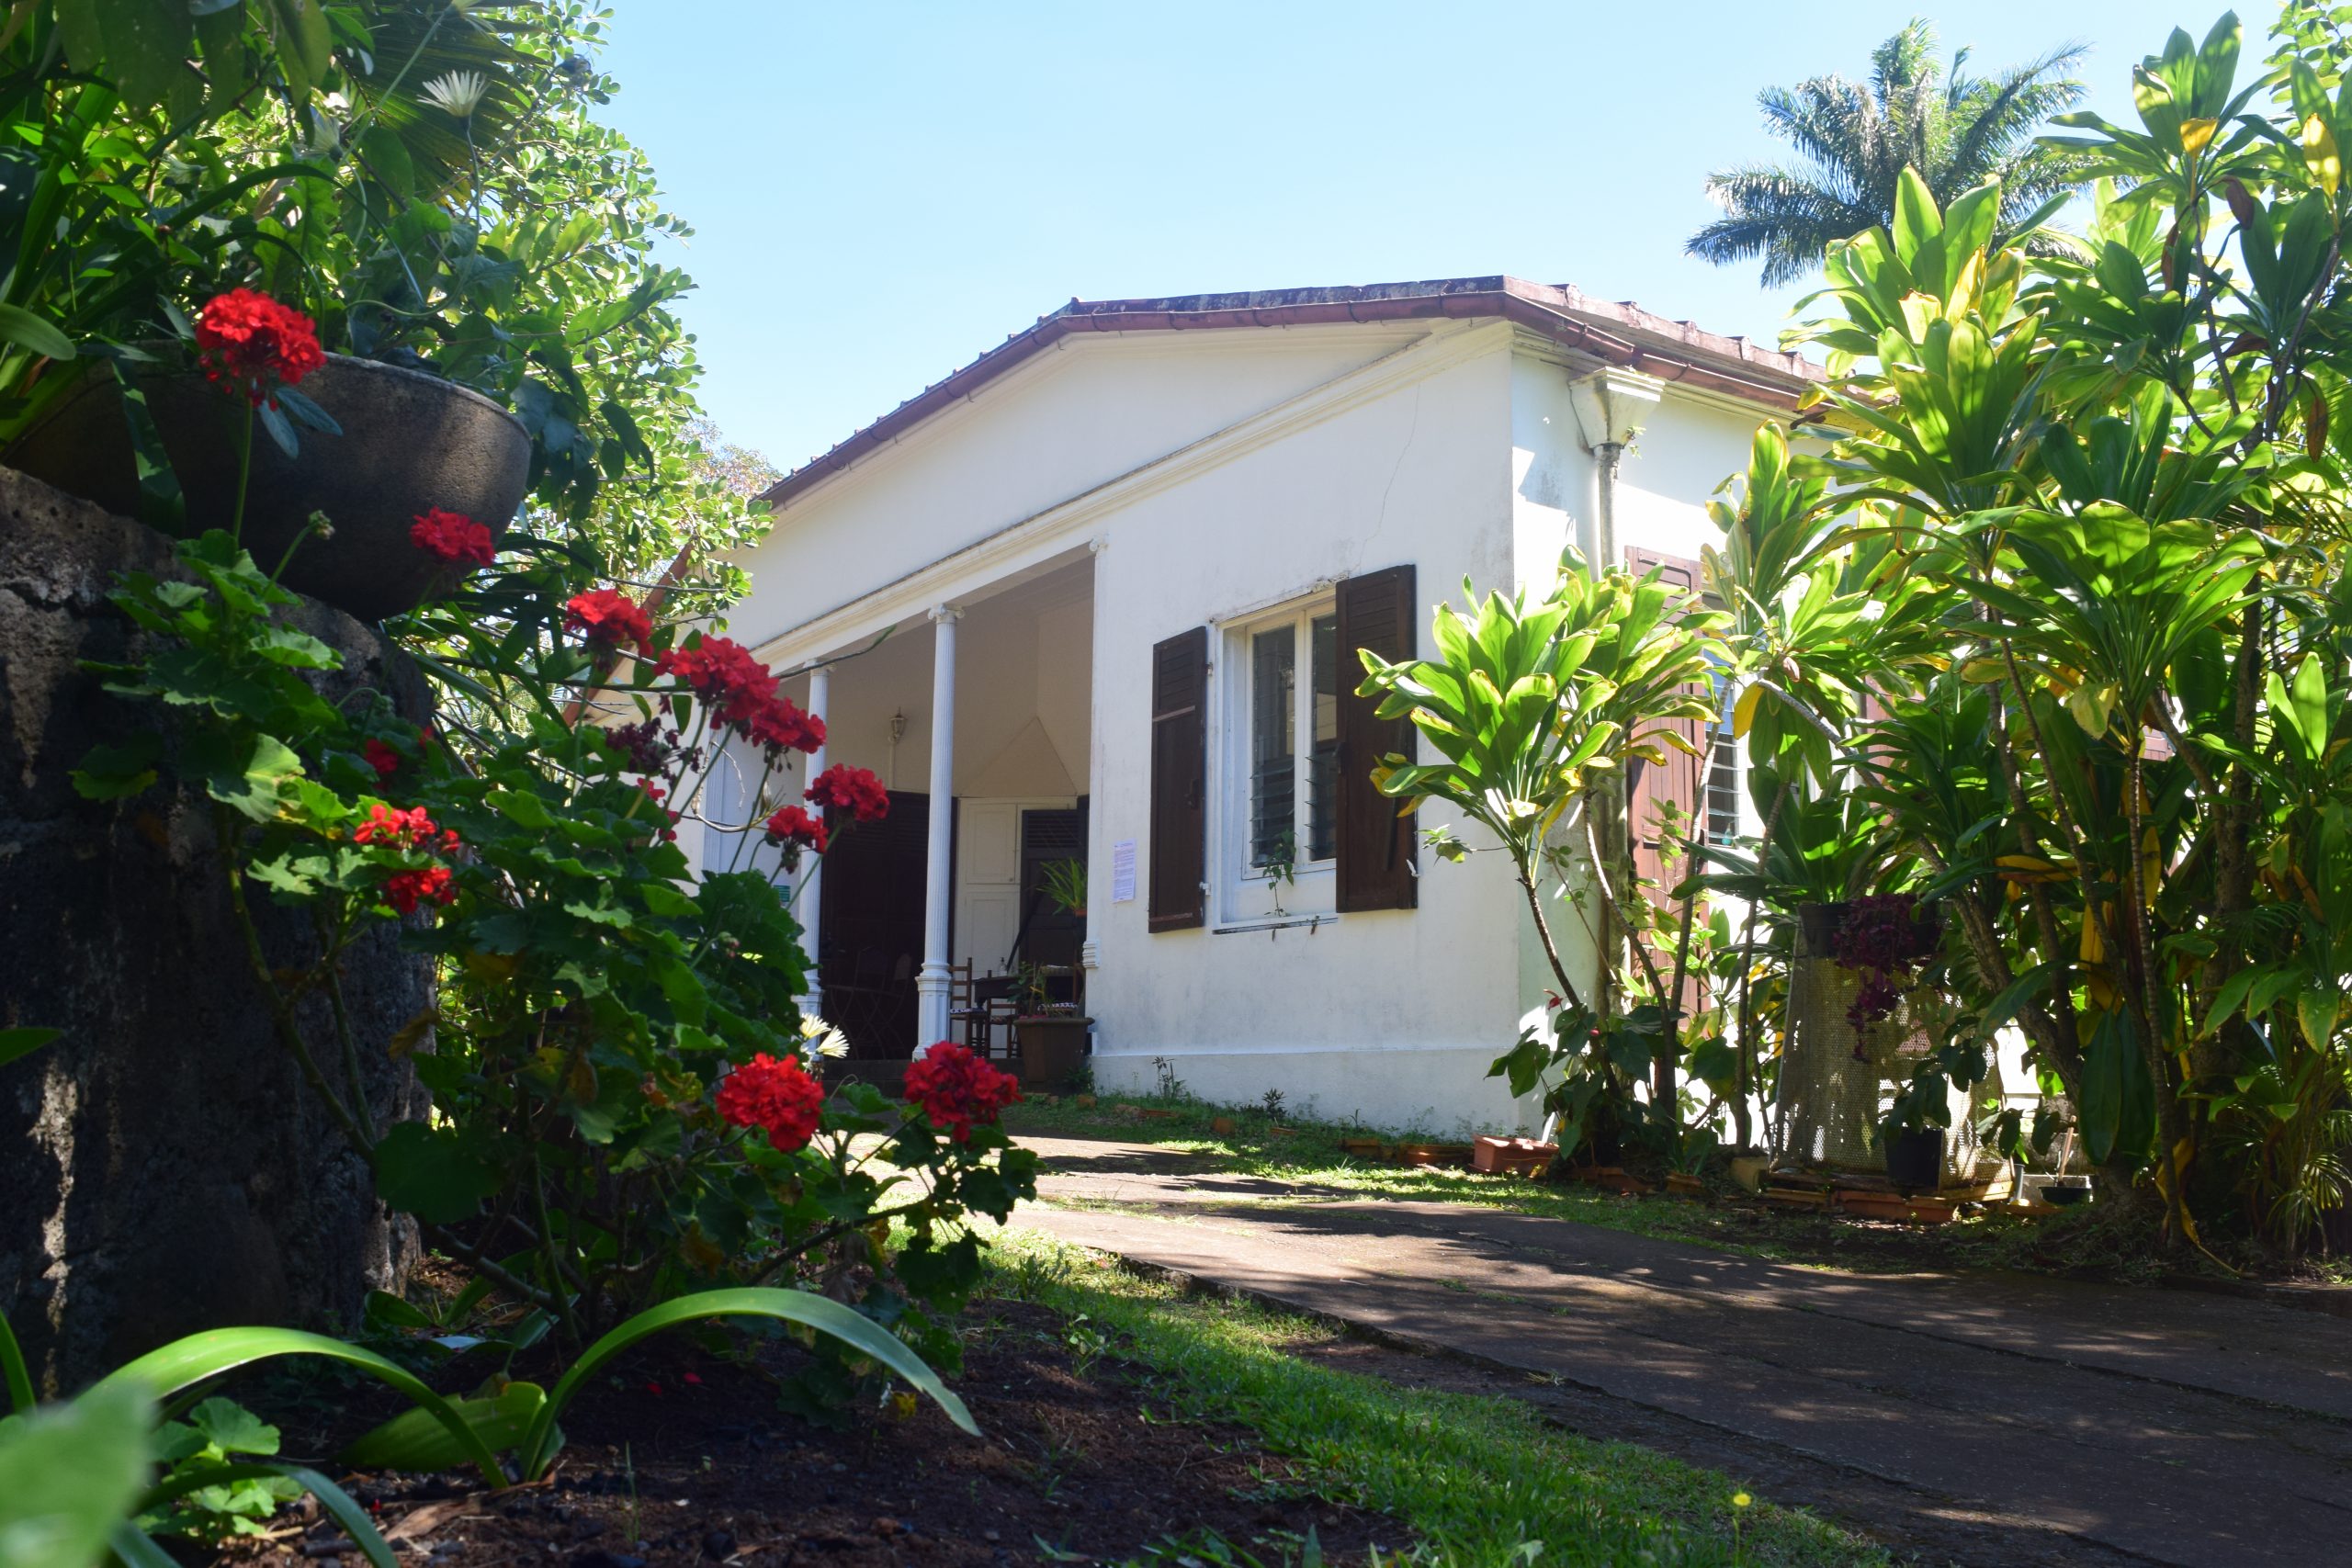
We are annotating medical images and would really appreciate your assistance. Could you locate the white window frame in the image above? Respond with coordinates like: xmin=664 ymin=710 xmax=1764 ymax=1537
xmin=1215 ymin=594 xmax=1340 ymax=925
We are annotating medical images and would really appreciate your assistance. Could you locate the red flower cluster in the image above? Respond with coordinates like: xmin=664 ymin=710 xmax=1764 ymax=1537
xmin=362 ymin=739 xmax=401 ymax=780
xmin=656 ymin=636 xmax=825 ymax=761
xmin=715 ymin=1052 xmax=825 ymax=1153
xmin=195 ymin=288 xmax=325 ymax=405
xmin=902 ymin=1042 xmax=1022 ymax=1143
xmin=356 ymin=803 xmax=463 ymax=915
xmin=805 ymin=763 xmax=888 ymax=822
xmin=762 ymin=805 xmax=827 ymax=854
xmin=383 ymin=864 xmax=457 ymax=914
xmin=566 ymin=589 xmax=654 ymax=653
xmin=354 ymin=803 xmax=457 ymax=852
xmin=743 ymin=695 xmax=824 ymax=755
xmin=409 ymin=508 xmax=495 ymax=568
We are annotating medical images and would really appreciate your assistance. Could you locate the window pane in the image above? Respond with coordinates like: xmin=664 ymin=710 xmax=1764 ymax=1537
xmin=1250 ymin=626 xmax=1296 ymax=866
xmin=1308 ymin=615 xmax=1340 ymax=861
xmin=1704 ymin=667 xmax=1738 ymax=843
xmin=1707 ymin=731 xmax=1740 ymax=842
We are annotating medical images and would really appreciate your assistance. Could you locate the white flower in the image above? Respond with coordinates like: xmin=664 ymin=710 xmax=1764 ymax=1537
xmin=799 ymin=1016 xmax=850 ymax=1059
xmin=420 ymin=70 xmax=490 ymax=119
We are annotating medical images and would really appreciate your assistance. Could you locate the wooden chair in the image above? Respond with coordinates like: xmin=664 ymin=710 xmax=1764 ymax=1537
xmin=944 ymin=960 xmax=987 ymax=1053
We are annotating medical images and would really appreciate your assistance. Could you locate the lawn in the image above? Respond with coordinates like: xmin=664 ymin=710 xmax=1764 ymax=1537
xmin=986 ymin=1226 xmax=1888 ymax=1568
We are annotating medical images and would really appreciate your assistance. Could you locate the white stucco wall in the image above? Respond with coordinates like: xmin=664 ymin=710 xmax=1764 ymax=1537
xmin=728 ymin=319 xmax=1793 ymax=1134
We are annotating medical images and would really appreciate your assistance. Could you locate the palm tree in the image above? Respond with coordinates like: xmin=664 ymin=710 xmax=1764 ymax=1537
xmin=1689 ymin=18 xmax=2089 ymax=287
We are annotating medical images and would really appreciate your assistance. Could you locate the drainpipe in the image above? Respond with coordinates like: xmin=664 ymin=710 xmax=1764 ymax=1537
xmin=1566 ymin=368 xmax=1664 ymax=1050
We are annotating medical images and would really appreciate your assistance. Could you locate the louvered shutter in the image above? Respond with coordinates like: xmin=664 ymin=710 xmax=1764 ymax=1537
xmin=1148 ymin=627 xmax=1208 ymax=931
xmin=1335 ymin=565 xmax=1419 ymax=913
xmin=1624 ymin=547 xmax=1709 ymax=1023
xmin=1623 ymin=547 xmax=1708 ymax=908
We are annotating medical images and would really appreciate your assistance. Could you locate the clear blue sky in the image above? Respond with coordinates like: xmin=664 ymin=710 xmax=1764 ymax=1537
xmin=595 ymin=1 xmax=2259 ymax=472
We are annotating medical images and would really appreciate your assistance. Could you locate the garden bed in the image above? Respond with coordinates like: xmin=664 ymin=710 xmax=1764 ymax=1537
xmin=203 ymin=1292 xmax=1396 ymax=1567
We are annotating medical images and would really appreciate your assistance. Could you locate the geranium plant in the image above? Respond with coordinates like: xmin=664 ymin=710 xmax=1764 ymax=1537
xmin=74 ymin=511 xmax=1035 ymax=1400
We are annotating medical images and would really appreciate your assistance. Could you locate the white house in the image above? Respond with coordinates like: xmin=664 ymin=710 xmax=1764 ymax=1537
xmin=705 ymin=276 xmax=1819 ymax=1134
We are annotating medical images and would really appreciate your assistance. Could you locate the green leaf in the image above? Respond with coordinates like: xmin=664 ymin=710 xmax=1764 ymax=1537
xmin=341 ymin=1382 xmax=546 ymax=1473
xmin=0 ymin=1380 xmax=153 ymax=1568
xmin=70 ymin=735 xmax=163 ymax=801
xmin=2299 ymin=986 xmax=2339 ymax=1049
xmin=0 ymin=304 xmax=74 ymax=362
xmin=91 ymin=1329 xmax=503 ymax=1489
xmin=2079 ymin=1008 xmax=2154 ymax=1168
xmin=187 ymin=1397 xmax=278 ymax=1456
xmin=488 ymin=789 xmax=559 ymax=830
xmin=112 ymin=362 xmax=187 ymax=531
xmin=373 ymin=1122 xmax=503 ymax=1225
xmin=519 ymin=1289 xmax=977 ymax=1478
xmin=0 ymin=1027 xmax=63 ymax=1071
xmin=188 ymin=731 xmax=305 ymax=823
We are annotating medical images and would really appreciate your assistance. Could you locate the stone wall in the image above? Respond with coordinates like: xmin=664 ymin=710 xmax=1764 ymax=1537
xmin=0 ymin=466 xmax=427 ymax=1393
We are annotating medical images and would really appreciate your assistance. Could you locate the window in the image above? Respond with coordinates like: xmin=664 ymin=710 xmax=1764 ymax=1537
xmin=1705 ymin=727 xmax=1740 ymax=843
xmin=1245 ymin=610 xmax=1340 ymax=870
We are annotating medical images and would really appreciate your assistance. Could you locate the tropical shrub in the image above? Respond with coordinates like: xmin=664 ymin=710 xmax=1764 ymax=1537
xmin=1357 ymin=552 xmax=1725 ymax=1156
xmin=1686 ymin=6 xmax=2352 ymax=1250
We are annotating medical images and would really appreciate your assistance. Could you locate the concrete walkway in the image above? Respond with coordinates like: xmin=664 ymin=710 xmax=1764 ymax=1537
xmin=1016 ymin=1135 xmax=2352 ymax=1567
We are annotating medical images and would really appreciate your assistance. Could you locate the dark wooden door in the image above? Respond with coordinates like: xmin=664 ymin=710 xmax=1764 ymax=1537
xmin=818 ymin=789 xmax=928 ymax=1058
xmin=1015 ymin=803 xmax=1089 ymax=980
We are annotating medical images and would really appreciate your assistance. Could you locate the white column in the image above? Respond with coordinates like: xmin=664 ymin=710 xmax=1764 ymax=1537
xmin=797 ymin=665 xmax=829 ymax=1018
xmin=913 ymin=605 xmax=961 ymax=1048
xmin=1080 ymin=536 xmax=1106 ymax=974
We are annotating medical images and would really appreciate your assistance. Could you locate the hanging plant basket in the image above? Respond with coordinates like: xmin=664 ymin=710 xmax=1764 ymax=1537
xmin=6 ymin=354 xmax=530 ymax=621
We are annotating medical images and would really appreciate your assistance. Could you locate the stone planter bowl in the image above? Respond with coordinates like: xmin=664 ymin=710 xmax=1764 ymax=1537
xmin=6 ymin=353 xmax=530 ymax=621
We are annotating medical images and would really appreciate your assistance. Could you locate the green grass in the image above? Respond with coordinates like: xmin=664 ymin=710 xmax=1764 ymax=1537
xmin=1006 ymin=1094 xmax=2156 ymax=1281
xmin=985 ymin=1226 xmax=1887 ymax=1568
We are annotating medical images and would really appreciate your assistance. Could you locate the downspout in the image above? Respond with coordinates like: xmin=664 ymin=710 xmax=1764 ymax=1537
xmin=1566 ymin=367 xmax=1664 ymax=1073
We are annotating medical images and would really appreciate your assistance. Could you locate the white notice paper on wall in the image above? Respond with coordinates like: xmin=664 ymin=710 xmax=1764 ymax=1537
xmin=1111 ymin=839 xmax=1137 ymax=903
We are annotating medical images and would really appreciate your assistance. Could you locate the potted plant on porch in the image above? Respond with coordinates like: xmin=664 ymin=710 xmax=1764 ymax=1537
xmin=1012 ymin=962 xmax=1091 ymax=1088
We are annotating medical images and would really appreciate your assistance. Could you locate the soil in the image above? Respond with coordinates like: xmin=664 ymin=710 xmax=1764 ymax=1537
xmin=208 ymin=1298 xmax=1398 ymax=1568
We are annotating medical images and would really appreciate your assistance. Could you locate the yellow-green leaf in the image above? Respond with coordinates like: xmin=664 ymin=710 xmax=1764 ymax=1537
xmin=2180 ymin=116 xmax=2220 ymax=155
xmin=2304 ymin=114 xmax=2342 ymax=198
xmin=2300 ymin=987 xmax=2340 ymax=1048
xmin=1732 ymin=683 xmax=1762 ymax=738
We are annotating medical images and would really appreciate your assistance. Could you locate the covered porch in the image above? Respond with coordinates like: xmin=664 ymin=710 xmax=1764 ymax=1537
xmin=719 ymin=549 xmax=1097 ymax=1060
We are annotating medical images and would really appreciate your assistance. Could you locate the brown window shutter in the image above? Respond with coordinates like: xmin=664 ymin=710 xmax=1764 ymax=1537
xmin=1623 ymin=547 xmax=1708 ymax=902
xmin=1623 ymin=547 xmax=1709 ymax=1013
xmin=1335 ymin=564 xmax=1419 ymax=913
xmin=1148 ymin=626 xmax=1208 ymax=931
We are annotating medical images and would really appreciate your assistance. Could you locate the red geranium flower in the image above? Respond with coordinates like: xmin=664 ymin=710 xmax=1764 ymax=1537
xmin=806 ymin=763 xmax=888 ymax=822
xmin=382 ymin=864 xmax=457 ymax=914
xmin=902 ymin=1042 xmax=1023 ymax=1143
xmin=742 ymin=692 xmax=824 ymax=757
xmin=566 ymin=589 xmax=655 ymax=653
xmin=195 ymin=288 xmax=325 ymax=405
xmin=762 ymin=805 xmax=827 ymax=854
xmin=715 ymin=1052 xmax=825 ymax=1153
xmin=355 ymin=803 xmax=438 ymax=848
xmin=362 ymin=739 xmax=401 ymax=780
xmin=658 ymin=635 xmax=775 ymax=721
xmin=409 ymin=509 xmax=496 ymax=568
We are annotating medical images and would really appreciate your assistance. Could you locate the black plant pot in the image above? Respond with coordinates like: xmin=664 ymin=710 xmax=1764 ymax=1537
xmin=6 ymin=353 xmax=529 ymax=621
xmin=1884 ymin=1127 xmax=1945 ymax=1195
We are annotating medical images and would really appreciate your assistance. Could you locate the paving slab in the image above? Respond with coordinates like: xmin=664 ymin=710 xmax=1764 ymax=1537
xmin=1018 ymin=1136 xmax=2352 ymax=1567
